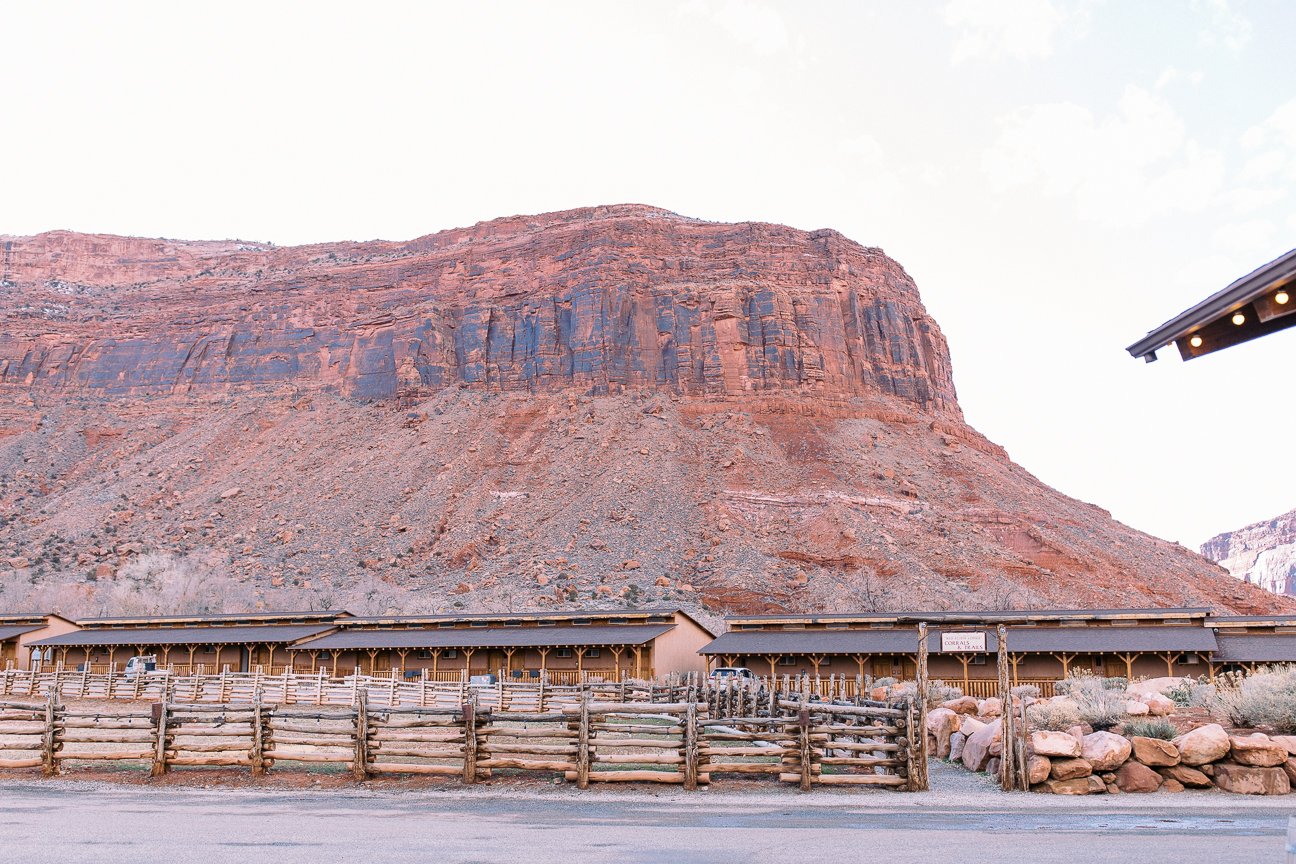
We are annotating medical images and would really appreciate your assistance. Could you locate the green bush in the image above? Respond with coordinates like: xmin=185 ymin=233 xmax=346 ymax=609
xmin=1212 ymin=666 xmax=1296 ymax=733
xmin=1026 ymin=700 xmax=1080 ymax=731
xmin=1123 ymin=718 xmax=1177 ymax=740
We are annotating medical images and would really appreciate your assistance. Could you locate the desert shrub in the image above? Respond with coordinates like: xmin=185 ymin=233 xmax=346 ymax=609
xmin=1011 ymin=684 xmax=1040 ymax=699
xmin=927 ymin=680 xmax=964 ymax=706
xmin=1165 ymin=678 xmax=1198 ymax=707
xmin=1211 ymin=666 xmax=1296 ymax=733
xmin=1061 ymin=672 xmax=1128 ymax=731
xmin=872 ymin=677 xmax=896 ymax=688
xmin=1123 ymin=718 xmax=1177 ymax=740
xmin=1102 ymin=676 xmax=1129 ymax=691
xmin=1026 ymin=700 xmax=1080 ymax=732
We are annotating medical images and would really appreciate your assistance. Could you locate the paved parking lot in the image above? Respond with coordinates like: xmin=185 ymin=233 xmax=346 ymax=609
xmin=1 ymin=780 xmax=1291 ymax=864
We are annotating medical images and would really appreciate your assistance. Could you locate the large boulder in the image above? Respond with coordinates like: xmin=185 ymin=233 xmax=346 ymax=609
xmin=1130 ymin=736 xmax=1180 ymax=767
xmin=1028 ymin=754 xmax=1052 ymax=785
xmin=949 ymin=731 xmax=968 ymax=762
xmin=960 ymin=717 xmax=988 ymax=738
xmin=1173 ymin=724 xmax=1231 ymax=766
xmin=1031 ymin=730 xmax=1082 ymax=758
xmin=926 ymin=707 xmax=961 ymax=759
xmin=942 ymin=696 xmax=980 ymax=715
xmin=1127 ymin=677 xmax=1190 ymax=698
xmin=978 ymin=697 xmax=1003 ymax=718
xmin=1124 ymin=700 xmax=1150 ymax=716
xmin=1039 ymin=777 xmax=1093 ymax=795
xmin=1115 ymin=760 xmax=1163 ymax=792
xmin=1082 ymin=731 xmax=1131 ymax=771
xmin=1050 ymin=758 xmax=1093 ymax=781
xmin=1270 ymin=735 xmax=1296 ymax=757
xmin=1144 ymin=693 xmax=1176 ymax=716
xmin=1160 ymin=764 xmax=1212 ymax=787
xmin=1212 ymin=762 xmax=1292 ymax=795
xmin=1230 ymin=734 xmax=1289 ymax=767
xmin=961 ymin=720 xmax=1002 ymax=772
xmin=1282 ymin=758 xmax=1296 ymax=787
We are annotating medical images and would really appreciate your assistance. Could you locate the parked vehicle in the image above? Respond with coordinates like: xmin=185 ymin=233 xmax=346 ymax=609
xmin=468 ymin=674 xmax=498 ymax=687
xmin=709 ymin=667 xmax=759 ymax=688
xmin=122 ymin=655 xmax=160 ymax=679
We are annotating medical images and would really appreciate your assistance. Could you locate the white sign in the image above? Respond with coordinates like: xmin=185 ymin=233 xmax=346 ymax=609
xmin=941 ymin=631 xmax=987 ymax=653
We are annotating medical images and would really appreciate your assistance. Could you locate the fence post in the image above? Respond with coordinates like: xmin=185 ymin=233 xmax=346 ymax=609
xmin=914 ymin=621 xmax=930 ymax=791
xmin=797 ymin=702 xmax=812 ymax=792
xmin=995 ymin=624 xmax=1019 ymax=791
xmin=41 ymin=690 xmax=59 ymax=777
xmin=683 ymin=702 xmax=698 ymax=791
xmin=150 ymin=700 xmax=169 ymax=777
xmin=576 ymin=690 xmax=591 ymax=789
xmin=251 ymin=687 xmax=265 ymax=776
xmin=462 ymin=693 xmax=478 ymax=785
xmin=353 ymin=688 xmax=369 ymax=781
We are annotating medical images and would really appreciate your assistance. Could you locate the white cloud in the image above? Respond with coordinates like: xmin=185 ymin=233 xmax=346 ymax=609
xmin=982 ymin=85 xmax=1226 ymax=227
xmin=943 ymin=0 xmax=1091 ymax=63
xmin=1240 ymin=99 xmax=1296 ymax=182
xmin=679 ymin=0 xmax=789 ymax=56
xmin=1194 ymin=0 xmax=1253 ymax=50
xmin=1154 ymin=66 xmax=1204 ymax=90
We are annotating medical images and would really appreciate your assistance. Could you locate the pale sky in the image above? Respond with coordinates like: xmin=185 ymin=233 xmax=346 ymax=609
xmin=2 ymin=1 xmax=1293 ymax=549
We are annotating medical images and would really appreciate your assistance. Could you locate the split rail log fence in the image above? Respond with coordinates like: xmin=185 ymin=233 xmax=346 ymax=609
xmin=0 ymin=689 xmax=923 ymax=791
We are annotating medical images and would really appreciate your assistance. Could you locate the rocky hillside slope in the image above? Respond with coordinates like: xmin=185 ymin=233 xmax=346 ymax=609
xmin=0 ymin=204 xmax=1287 ymax=619
xmin=1202 ymin=508 xmax=1296 ymax=597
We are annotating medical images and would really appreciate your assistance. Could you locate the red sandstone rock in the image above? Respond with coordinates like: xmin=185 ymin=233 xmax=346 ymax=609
xmin=1131 ymin=736 xmax=1180 ymax=767
xmin=1115 ymin=761 xmax=1163 ymax=792
xmin=0 ymin=205 xmax=1291 ymax=618
xmin=1212 ymin=762 xmax=1291 ymax=795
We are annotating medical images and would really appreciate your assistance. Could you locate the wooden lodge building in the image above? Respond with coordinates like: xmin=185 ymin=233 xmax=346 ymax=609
xmin=25 ymin=611 xmax=345 ymax=674
xmin=288 ymin=609 xmax=714 ymax=683
xmin=0 ymin=614 xmax=79 ymax=670
xmin=699 ymin=609 xmax=1295 ymax=697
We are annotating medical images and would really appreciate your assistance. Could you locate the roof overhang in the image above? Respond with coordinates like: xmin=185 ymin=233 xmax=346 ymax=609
xmin=1126 ymin=248 xmax=1296 ymax=362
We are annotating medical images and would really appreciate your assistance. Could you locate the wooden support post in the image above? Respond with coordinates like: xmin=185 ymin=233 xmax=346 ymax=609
xmin=251 ymin=689 xmax=265 ymax=776
xmin=151 ymin=700 xmax=169 ymax=777
xmin=683 ymin=701 xmax=699 ymax=790
xmin=41 ymin=689 xmax=58 ymax=777
xmin=353 ymin=688 xmax=369 ymax=781
xmin=914 ymin=621 xmax=930 ymax=791
xmin=576 ymin=690 xmax=591 ymax=789
xmin=798 ymin=701 xmax=812 ymax=792
xmin=996 ymin=625 xmax=1019 ymax=792
xmin=462 ymin=694 xmax=478 ymax=784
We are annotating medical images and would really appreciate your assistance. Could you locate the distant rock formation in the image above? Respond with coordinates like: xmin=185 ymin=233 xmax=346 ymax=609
xmin=0 ymin=205 xmax=1289 ymax=618
xmin=1203 ymin=508 xmax=1296 ymax=596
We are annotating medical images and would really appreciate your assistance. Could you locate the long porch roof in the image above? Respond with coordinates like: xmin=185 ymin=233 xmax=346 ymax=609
xmin=701 ymin=625 xmax=1217 ymax=655
xmin=290 ymin=624 xmax=674 ymax=651
xmin=27 ymin=624 xmax=336 ymax=648
xmin=1213 ymin=635 xmax=1296 ymax=662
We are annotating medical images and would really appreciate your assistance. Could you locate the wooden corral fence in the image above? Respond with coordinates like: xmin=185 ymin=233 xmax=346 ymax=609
xmin=0 ymin=668 xmax=691 ymax=710
xmin=0 ymin=689 xmax=923 ymax=791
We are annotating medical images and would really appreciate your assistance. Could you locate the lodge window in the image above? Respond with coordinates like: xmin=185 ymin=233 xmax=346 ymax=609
xmin=584 ymin=648 xmax=601 ymax=658
xmin=778 ymin=656 xmax=796 ymax=666
xmin=555 ymin=648 xmax=573 ymax=659
xmin=536 ymin=621 xmax=556 ymax=627
xmin=503 ymin=620 xmax=522 ymax=627
xmin=571 ymin=620 xmax=591 ymax=626
xmin=608 ymin=618 xmax=629 ymax=625
xmin=469 ymin=622 xmax=488 ymax=628
xmin=969 ymin=655 xmax=986 ymax=665
xmin=437 ymin=622 xmax=456 ymax=628
xmin=418 ymin=650 xmax=434 ymax=659
xmin=782 ymin=624 xmax=805 ymax=630
xmin=445 ymin=649 xmax=459 ymax=659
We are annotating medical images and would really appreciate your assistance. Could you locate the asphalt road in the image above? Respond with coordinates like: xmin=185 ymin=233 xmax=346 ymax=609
xmin=1 ymin=784 xmax=1292 ymax=864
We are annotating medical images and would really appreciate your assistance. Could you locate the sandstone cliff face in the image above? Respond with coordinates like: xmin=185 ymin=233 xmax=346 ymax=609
xmin=0 ymin=205 xmax=1287 ymax=618
xmin=1203 ymin=509 xmax=1296 ymax=596
xmin=1 ymin=205 xmax=958 ymax=412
